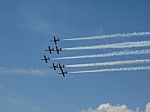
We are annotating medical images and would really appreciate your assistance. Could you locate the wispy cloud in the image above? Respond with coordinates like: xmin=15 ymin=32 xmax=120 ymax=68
xmin=0 ymin=68 xmax=49 ymax=77
xmin=0 ymin=96 xmax=19 ymax=107
xmin=20 ymin=15 xmax=51 ymax=35
xmin=64 ymin=32 xmax=150 ymax=41
xmin=0 ymin=96 xmax=42 ymax=112
xmin=79 ymin=102 xmax=150 ymax=112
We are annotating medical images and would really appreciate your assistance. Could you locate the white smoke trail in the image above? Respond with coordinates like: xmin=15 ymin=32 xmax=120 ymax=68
xmin=63 ymin=41 xmax=150 ymax=51
xmin=66 ymin=59 xmax=150 ymax=68
xmin=68 ymin=66 xmax=150 ymax=74
xmin=53 ymin=49 xmax=150 ymax=60
xmin=63 ymin=32 xmax=150 ymax=41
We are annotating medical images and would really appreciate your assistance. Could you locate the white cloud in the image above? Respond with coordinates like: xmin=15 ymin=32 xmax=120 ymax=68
xmin=146 ymin=103 xmax=150 ymax=112
xmin=80 ymin=103 xmax=150 ymax=112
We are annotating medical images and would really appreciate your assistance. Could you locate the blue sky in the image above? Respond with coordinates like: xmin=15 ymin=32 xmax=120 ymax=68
xmin=0 ymin=0 xmax=150 ymax=112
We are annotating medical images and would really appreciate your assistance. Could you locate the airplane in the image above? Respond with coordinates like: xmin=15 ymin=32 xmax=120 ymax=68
xmin=53 ymin=46 xmax=62 ymax=54
xmin=45 ymin=46 xmax=54 ymax=54
xmin=58 ymin=63 xmax=67 ymax=77
xmin=41 ymin=55 xmax=50 ymax=63
xmin=49 ymin=63 xmax=59 ymax=70
xmin=51 ymin=36 xmax=59 ymax=44
xmin=59 ymin=69 xmax=67 ymax=77
xmin=49 ymin=63 xmax=65 ymax=70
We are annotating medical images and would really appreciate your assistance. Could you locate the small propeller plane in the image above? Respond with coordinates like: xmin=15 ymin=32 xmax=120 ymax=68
xmin=49 ymin=63 xmax=59 ymax=70
xmin=45 ymin=46 xmax=54 ymax=54
xmin=58 ymin=63 xmax=67 ymax=77
xmin=41 ymin=55 xmax=50 ymax=63
xmin=53 ymin=46 xmax=62 ymax=54
xmin=59 ymin=70 xmax=67 ymax=77
xmin=49 ymin=63 xmax=65 ymax=70
xmin=51 ymin=36 xmax=59 ymax=44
